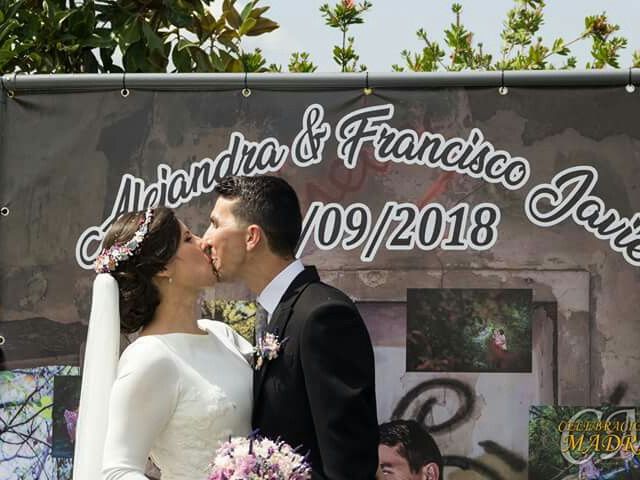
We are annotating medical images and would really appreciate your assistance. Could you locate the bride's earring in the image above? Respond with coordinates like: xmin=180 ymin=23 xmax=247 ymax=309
xmin=168 ymin=277 xmax=173 ymax=284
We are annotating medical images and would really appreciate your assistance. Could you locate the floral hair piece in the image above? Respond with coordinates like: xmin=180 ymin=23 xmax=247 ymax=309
xmin=94 ymin=208 xmax=154 ymax=273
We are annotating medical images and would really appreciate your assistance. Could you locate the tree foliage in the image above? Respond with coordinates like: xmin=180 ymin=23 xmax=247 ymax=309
xmin=319 ymin=0 xmax=371 ymax=72
xmin=0 ymin=0 xmax=278 ymax=73
xmin=1 ymin=0 xmax=639 ymax=74
xmin=393 ymin=0 xmax=639 ymax=72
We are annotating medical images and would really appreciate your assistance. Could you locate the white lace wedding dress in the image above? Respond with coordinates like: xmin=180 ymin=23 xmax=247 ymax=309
xmin=101 ymin=320 xmax=253 ymax=480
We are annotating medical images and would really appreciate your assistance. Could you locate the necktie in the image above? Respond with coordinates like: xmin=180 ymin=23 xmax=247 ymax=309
xmin=254 ymin=303 xmax=268 ymax=346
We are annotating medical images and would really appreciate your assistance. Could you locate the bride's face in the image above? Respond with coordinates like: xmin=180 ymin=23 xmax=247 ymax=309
xmin=165 ymin=221 xmax=218 ymax=288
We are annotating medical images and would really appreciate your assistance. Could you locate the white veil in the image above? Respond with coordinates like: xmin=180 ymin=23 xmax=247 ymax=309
xmin=73 ymin=274 xmax=121 ymax=480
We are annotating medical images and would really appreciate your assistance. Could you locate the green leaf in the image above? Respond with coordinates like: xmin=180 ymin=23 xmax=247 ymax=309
xmin=0 ymin=19 xmax=19 ymax=46
xmin=218 ymin=29 xmax=237 ymax=48
xmin=200 ymin=12 xmax=217 ymax=36
xmin=172 ymin=44 xmax=192 ymax=72
xmin=218 ymin=49 xmax=234 ymax=70
xmin=210 ymin=51 xmax=226 ymax=71
xmin=223 ymin=0 xmax=242 ymax=29
xmin=240 ymin=1 xmax=255 ymax=21
xmin=86 ymin=33 xmax=115 ymax=49
xmin=123 ymin=41 xmax=147 ymax=72
xmin=177 ymin=39 xmax=199 ymax=51
xmin=57 ymin=9 xmax=78 ymax=28
xmin=142 ymin=21 xmax=164 ymax=53
xmin=100 ymin=46 xmax=114 ymax=70
xmin=227 ymin=57 xmax=244 ymax=72
xmin=238 ymin=17 xmax=257 ymax=36
xmin=43 ymin=0 xmax=57 ymax=20
xmin=165 ymin=0 xmax=194 ymax=28
xmin=245 ymin=17 xmax=278 ymax=36
xmin=189 ymin=46 xmax=212 ymax=71
xmin=249 ymin=6 xmax=270 ymax=19
xmin=82 ymin=49 xmax=100 ymax=73
xmin=121 ymin=18 xmax=142 ymax=46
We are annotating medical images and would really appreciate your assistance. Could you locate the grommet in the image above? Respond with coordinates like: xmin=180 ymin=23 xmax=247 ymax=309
xmin=0 ymin=206 xmax=9 ymax=216
xmin=121 ymin=72 xmax=130 ymax=97
xmin=626 ymin=68 xmax=636 ymax=93
xmin=0 ymin=336 xmax=5 ymax=346
xmin=5 ymin=72 xmax=17 ymax=98
xmin=498 ymin=70 xmax=508 ymax=95
xmin=363 ymin=72 xmax=373 ymax=95
xmin=242 ymin=72 xmax=252 ymax=97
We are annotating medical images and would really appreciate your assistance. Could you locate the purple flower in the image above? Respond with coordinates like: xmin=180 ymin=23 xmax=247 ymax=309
xmin=209 ymin=434 xmax=311 ymax=479
xmin=63 ymin=408 xmax=78 ymax=443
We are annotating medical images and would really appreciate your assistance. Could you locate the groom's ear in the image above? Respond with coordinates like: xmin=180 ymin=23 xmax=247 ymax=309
xmin=423 ymin=463 xmax=440 ymax=480
xmin=245 ymin=224 xmax=263 ymax=252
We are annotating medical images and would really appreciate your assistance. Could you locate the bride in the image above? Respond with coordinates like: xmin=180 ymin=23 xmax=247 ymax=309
xmin=73 ymin=207 xmax=253 ymax=480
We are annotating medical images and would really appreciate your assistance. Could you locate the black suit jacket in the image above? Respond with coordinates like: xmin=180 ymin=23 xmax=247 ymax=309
xmin=252 ymin=266 xmax=379 ymax=480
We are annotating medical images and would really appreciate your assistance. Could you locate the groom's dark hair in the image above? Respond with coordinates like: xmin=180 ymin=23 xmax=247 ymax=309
xmin=214 ymin=175 xmax=302 ymax=258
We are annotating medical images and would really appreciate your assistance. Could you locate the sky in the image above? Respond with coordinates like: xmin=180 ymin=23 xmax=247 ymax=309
xmin=240 ymin=0 xmax=640 ymax=72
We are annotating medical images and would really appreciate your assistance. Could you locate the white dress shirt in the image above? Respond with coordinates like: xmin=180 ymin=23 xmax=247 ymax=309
xmin=256 ymin=259 xmax=305 ymax=323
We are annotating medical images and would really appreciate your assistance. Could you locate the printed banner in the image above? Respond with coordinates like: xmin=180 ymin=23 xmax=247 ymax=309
xmin=1 ymin=85 xmax=639 ymax=479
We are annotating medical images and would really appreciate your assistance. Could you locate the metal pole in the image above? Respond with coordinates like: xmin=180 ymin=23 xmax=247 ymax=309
xmin=1 ymin=70 xmax=638 ymax=93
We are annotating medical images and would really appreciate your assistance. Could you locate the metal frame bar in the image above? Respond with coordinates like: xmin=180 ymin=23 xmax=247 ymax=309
xmin=1 ymin=70 xmax=638 ymax=93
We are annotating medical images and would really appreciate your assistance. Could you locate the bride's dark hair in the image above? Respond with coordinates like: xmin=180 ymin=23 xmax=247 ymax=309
xmin=102 ymin=207 xmax=181 ymax=333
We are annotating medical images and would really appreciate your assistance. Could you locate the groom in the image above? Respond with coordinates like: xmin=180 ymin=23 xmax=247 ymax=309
xmin=202 ymin=175 xmax=379 ymax=480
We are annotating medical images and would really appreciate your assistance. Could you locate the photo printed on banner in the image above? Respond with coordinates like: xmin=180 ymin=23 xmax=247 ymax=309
xmin=529 ymin=405 xmax=640 ymax=480
xmin=357 ymin=299 xmax=531 ymax=480
xmin=406 ymin=289 xmax=533 ymax=373
xmin=52 ymin=376 xmax=81 ymax=459
xmin=0 ymin=366 xmax=79 ymax=479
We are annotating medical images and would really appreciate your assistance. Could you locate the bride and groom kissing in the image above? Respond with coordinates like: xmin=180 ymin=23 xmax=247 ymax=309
xmin=73 ymin=175 xmax=379 ymax=480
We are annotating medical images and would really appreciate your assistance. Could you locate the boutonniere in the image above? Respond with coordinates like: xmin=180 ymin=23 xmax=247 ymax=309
xmin=254 ymin=333 xmax=288 ymax=371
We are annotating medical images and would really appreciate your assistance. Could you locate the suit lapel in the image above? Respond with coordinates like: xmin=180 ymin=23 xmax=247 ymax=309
xmin=253 ymin=266 xmax=320 ymax=404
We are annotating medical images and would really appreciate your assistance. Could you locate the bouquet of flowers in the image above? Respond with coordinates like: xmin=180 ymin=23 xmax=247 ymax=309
xmin=208 ymin=433 xmax=311 ymax=480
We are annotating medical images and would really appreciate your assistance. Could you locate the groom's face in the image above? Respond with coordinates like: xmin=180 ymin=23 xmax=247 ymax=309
xmin=202 ymin=197 xmax=248 ymax=281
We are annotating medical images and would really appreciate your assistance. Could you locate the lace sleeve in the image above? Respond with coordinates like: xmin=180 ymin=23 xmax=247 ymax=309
xmin=102 ymin=338 xmax=180 ymax=480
